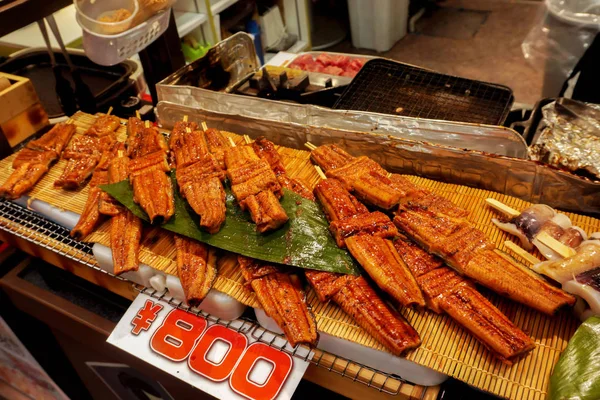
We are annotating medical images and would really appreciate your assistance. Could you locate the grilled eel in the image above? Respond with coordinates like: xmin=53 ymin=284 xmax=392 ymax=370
xmin=1 ymin=123 xmax=76 ymax=199
xmin=393 ymin=236 xmax=535 ymax=363
xmin=306 ymin=270 xmax=421 ymax=355
xmin=238 ymin=256 xmax=318 ymax=347
xmin=239 ymin=137 xmax=319 ymax=346
xmin=175 ymin=235 xmax=217 ymax=304
xmin=108 ymin=153 xmax=142 ymax=275
xmin=204 ymin=127 xmax=230 ymax=169
xmin=224 ymin=144 xmax=288 ymax=232
xmin=70 ymin=171 xmax=109 ymax=239
xmin=170 ymin=123 xmax=227 ymax=233
xmin=70 ymin=143 xmax=125 ymax=239
xmin=252 ymin=136 xmax=420 ymax=354
xmin=128 ymin=125 xmax=174 ymax=224
xmin=314 ymin=178 xmax=425 ymax=308
xmin=55 ymin=117 xmax=120 ymax=190
xmin=310 ymin=145 xmax=575 ymax=315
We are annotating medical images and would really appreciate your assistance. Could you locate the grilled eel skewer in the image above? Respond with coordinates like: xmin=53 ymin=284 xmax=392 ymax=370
xmin=251 ymin=136 xmax=420 ymax=354
xmin=0 ymin=122 xmax=76 ymax=199
xmin=394 ymin=236 xmax=535 ymax=363
xmin=127 ymin=120 xmax=174 ymax=224
xmin=170 ymin=121 xmax=227 ymax=234
xmin=174 ymin=235 xmax=217 ymax=305
xmin=108 ymin=151 xmax=142 ymax=275
xmin=55 ymin=115 xmax=120 ymax=189
xmin=309 ymin=145 xmax=576 ymax=315
xmin=223 ymin=142 xmax=288 ymax=233
xmin=314 ymin=178 xmax=425 ymax=308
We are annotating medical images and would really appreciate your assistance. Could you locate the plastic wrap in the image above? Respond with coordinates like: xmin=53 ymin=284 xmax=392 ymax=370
xmin=522 ymin=0 xmax=600 ymax=95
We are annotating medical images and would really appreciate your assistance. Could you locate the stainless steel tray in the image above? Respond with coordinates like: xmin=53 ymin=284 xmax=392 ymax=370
xmin=156 ymin=100 xmax=600 ymax=216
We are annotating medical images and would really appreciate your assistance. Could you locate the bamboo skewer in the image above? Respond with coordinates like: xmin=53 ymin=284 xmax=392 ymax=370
xmin=183 ymin=115 xmax=188 ymax=122
xmin=136 ymin=110 xmax=141 ymax=120
xmin=504 ymin=241 xmax=541 ymax=265
xmin=228 ymin=137 xmax=236 ymax=147
xmin=314 ymin=165 xmax=327 ymax=180
xmin=107 ymin=106 xmax=113 ymax=115
xmin=537 ymin=232 xmax=577 ymax=258
xmin=304 ymin=142 xmax=317 ymax=151
xmin=66 ymin=118 xmax=74 ymax=124
xmin=486 ymin=198 xmax=520 ymax=218
xmin=201 ymin=122 xmax=208 ymax=132
xmin=243 ymin=135 xmax=252 ymax=144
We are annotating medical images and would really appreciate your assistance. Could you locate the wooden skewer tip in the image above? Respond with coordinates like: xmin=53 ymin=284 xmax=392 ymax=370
xmin=228 ymin=137 xmax=236 ymax=147
xmin=201 ymin=121 xmax=208 ymax=132
xmin=185 ymin=127 xmax=192 ymax=133
xmin=135 ymin=110 xmax=141 ymax=119
xmin=243 ymin=135 xmax=252 ymax=144
xmin=504 ymin=241 xmax=540 ymax=265
xmin=304 ymin=142 xmax=317 ymax=151
xmin=183 ymin=115 xmax=188 ymax=122
xmin=315 ymin=165 xmax=327 ymax=180
xmin=145 ymin=120 xmax=150 ymax=128
xmin=537 ymin=232 xmax=577 ymax=258
xmin=107 ymin=106 xmax=113 ymax=115
xmin=486 ymin=198 xmax=520 ymax=218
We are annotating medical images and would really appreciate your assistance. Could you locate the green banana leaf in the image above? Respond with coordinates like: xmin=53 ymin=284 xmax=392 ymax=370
xmin=100 ymin=173 xmax=360 ymax=275
xmin=548 ymin=316 xmax=600 ymax=400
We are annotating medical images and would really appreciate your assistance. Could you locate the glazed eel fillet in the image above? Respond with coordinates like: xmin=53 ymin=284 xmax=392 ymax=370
xmin=223 ymin=142 xmax=288 ymax=232
xmin=70 ymin=142 xmax=124 ymax=239
xmin=394 ymin=236 xmax=534 ymax=363
xmin=314 ymin=178 xmax=425 ymax=308
xmin=55 ymin=115 xmax=120 ymax=189
xmin=310 ymin=145 xmax=575 ymax=315
xmin=0 ymin=123 xmax=76 ymax=199
xmin=108 ymin=151 xmax=142 ymax=275
xmin=170 ymin=121 xmax=227 ymax=234
xmin=175 ymin=235 xmax=217 ymax=305
xmin=127 ymin=120 xmax=174 ymax=224
xmin=238 ymin=256 xmax=318 ymax=347
xmin=252 ymin=137 xmax=420 ymax=354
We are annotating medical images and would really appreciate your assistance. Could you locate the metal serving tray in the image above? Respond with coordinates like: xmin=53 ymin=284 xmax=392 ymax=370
xmin=156 ymin=100 xmax=600 ymax=216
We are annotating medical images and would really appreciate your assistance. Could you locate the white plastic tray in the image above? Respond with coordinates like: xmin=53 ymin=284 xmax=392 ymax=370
xmin=11 ymin=195 xmax=247 ymax=322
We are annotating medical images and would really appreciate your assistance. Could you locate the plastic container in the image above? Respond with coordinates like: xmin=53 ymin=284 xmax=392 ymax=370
xmin=76 ymin=8 xmax=171 ymax=66
xmin=347 ymin=0 xmax=409 ymax=52
xmin=74 ymin=0 xmax=138 ymax=35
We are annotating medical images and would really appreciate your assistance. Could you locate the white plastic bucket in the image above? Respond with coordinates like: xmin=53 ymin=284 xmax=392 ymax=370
xmin=347 ymin=0 xmax=409 ymax=52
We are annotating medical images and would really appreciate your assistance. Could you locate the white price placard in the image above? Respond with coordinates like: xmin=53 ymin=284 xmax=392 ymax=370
xmin=108 ymin=293 xmax=311 ymax=400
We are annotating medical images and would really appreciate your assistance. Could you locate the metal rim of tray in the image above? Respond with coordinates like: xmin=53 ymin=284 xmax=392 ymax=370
xmin=0 ymin=199 xmax=414 ymax=395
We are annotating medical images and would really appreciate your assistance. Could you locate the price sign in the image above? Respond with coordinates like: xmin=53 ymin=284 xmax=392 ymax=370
xmin=108 ymin=294 xmax=311 ymax=400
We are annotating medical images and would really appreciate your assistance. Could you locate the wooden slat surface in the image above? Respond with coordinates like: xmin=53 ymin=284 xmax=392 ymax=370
xmin=0 ymin=112 xmax=596 ymax=400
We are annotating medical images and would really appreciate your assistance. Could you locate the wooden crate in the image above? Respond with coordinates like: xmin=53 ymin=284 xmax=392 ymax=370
xmin=0 ymin=72 xmax=49 ymax=148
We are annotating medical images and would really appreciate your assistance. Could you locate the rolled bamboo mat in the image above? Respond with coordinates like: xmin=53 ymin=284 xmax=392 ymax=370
xmin=0 ymin=112 xmax=597 ymax=399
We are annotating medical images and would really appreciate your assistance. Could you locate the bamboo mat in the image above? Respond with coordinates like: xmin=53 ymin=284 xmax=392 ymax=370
xmin=0 ymin=112 xmax=596 ymax=400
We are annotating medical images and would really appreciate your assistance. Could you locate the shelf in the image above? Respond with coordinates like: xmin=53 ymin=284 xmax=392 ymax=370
xmin=211 ymin=0 xmax=239 ymax=15
xmin=0 ymin=5 xmax=80 ymax=48
xmin=174 ymin=11 xmax=208 ymax=37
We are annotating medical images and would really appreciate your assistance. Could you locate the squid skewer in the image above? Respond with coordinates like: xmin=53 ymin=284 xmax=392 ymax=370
xmin=505 ymin=239 xmax=600 ymax=319
xmin=487 ymin=199 xmax=584 ymax=259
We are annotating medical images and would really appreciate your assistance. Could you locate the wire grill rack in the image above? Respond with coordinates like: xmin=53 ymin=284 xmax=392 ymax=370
xmin=0 ymin=199 xmax=412 ymax=396
xmin=334 ymin=59 xmax=514 ymax=125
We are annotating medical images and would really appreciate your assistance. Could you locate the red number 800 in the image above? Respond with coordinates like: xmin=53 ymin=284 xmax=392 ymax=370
xmin=150 ymin=310 xmax=293 ymax=400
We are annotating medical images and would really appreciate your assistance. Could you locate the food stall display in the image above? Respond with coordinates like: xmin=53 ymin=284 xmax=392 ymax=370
xmin=1 ymin=107 xmax=599 ymax=400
